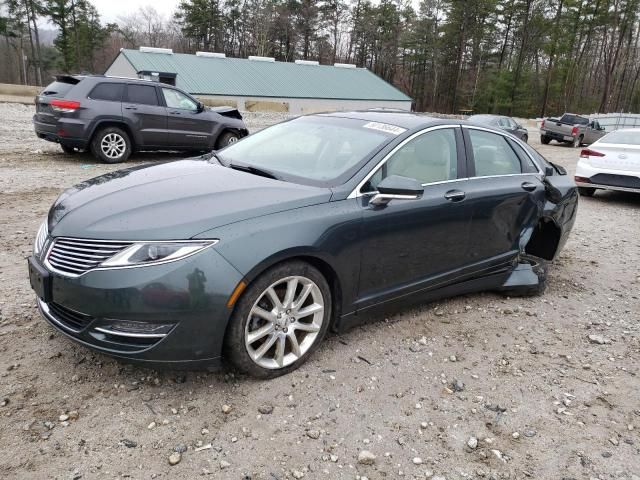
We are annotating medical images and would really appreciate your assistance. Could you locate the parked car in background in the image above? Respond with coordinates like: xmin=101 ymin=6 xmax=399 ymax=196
xmin=28 ymin=112 xmax=578 ymax=377
xmin=575 ymin=128 xmax=640 ymax=196
xmin=33 ymin=75 xmax=248 ymax=163
xmin=468 ymin=114 xmax=529 ymax=142
xmin=540 ymin=113 xmax=605 ymax=147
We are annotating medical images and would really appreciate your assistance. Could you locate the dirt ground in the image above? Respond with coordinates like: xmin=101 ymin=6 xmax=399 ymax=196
xmin=0 ymin=103 xmax=639 ymax=480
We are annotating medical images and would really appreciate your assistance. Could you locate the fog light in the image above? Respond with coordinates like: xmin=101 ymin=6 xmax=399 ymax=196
xmin=95 ymin=320 xmax=175 ymax=338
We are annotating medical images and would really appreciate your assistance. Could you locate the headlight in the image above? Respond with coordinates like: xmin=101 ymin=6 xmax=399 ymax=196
xmin=33 ymin=220 xmax=49 ymax=256
xmin=100 ymin=241 xmax=217 ymax=268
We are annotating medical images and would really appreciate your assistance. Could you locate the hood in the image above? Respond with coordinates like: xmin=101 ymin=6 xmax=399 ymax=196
xmin=49 ymin=159 xmax=332 ymax=240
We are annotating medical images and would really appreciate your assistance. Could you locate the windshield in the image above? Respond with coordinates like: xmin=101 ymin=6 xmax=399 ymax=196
xmin=218 ymin=116 xmax=399 ymax=186
xmin=600 ymin=130 xmax=640 ymax=145
xmin=560 ymin=114 xmax=589 ymax=125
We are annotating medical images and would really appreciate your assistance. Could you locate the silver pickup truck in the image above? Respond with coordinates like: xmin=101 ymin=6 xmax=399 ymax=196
xmin=540 ymin=113 xmax=606 ymax=147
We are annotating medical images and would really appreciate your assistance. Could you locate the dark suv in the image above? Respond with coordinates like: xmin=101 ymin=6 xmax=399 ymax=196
xmin=34 ymin=75 xmax=249 ymax=163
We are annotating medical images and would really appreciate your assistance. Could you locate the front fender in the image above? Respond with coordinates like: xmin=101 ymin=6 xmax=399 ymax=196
xmin=195 ymin=200 xmax=363 ymax=314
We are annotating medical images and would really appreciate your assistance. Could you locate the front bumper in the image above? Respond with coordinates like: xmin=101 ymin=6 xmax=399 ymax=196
xmin=30 ymin=247 xmax=244 ymax=367
xmin=575 ymin=160 xmax=640 ymax=193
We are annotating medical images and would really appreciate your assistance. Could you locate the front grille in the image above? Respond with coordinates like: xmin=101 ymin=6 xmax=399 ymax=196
xmin=48 ymin=302 xmax=94 ymax=331
xmin=591 ymin=173 xmax=640 ymax=189
xmin=47 ymin=238 xmax=132 ymax=275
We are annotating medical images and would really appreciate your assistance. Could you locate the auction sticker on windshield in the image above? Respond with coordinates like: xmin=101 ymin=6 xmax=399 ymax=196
xmin=363 ymin=122 xmax=407 ymax=135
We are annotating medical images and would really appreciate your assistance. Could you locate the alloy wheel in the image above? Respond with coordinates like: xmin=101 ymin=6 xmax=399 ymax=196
xmin=244 ymin=276 xmax=324 ymax=369
xmin=101 ymin=133 xmax=126 ymax=159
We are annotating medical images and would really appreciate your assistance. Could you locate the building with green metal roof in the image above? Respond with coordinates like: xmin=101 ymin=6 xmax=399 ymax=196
xmin=105 ymin=47 xmax=412 ymax=114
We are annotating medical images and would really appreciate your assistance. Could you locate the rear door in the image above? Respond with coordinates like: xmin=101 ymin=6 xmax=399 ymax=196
xmin=462 ymin=126 xmax=544 ymax=265
xmin=161 ymin=87 xmax=212 ymax=149
xmin=124 ymin=84 xmax=169 ymax=147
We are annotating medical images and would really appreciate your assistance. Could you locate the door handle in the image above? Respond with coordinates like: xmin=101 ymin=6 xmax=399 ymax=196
xmin=521 ymin=182 xmax=537 ymax=192
xmin=444 ymin=190 xmax=466 ymax=202
xmin=124 ymin=106 xmax=137 ymax=110
xmin=170 ymin=111 xmax=181 ymax=115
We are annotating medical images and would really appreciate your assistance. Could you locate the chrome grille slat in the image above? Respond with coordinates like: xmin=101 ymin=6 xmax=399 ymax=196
xmin=47 ymin=237 xmax=133 ymax=276
xmin=49 ymin=254 xmax=98 ymax=268
xmin=53 ymin=244 xmax=126 ymax=254
xmin=50 ymin=247 xmax=111 ymax=260
xmin=56 ymin=239 xmax=132 ymax=248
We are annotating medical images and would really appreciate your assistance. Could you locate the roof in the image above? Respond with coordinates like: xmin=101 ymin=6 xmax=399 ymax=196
xmin=322 ymin=111 xmax=454 ymax=129
xmin=115 ymin=49 xmax=412 ymax=102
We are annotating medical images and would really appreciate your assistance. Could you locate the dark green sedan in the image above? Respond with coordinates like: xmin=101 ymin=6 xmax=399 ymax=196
xmin=28 ymin=111 xmax=578 ymax=377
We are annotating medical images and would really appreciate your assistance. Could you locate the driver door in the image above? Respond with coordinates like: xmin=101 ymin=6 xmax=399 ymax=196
xmin=161 ymin=88 xmax=212 ymax=148
xmin=355 ymin=126 xmax=473 ymax=309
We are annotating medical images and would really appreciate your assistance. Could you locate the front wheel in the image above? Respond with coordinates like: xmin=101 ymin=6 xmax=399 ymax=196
xmin=541 ymin=135 xmax=551 ymax=145
xmin=216 ymin=131 xmax=239 ymax=149
xmin=224 ymin=261 xmax=332 ymax=378
xmin=90 ymin=127 xmax=132 ymax=163
xmin=521 ymin=134 xmax=528 ymax=143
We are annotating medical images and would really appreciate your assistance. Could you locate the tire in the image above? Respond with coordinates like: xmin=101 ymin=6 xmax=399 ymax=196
xmin=578 ymin=187 xmax=596 ymax=197
xmin=572 ymin=135 xmax=584 ymax=148
xmin=522 ymin=134 xmax=528 ymax=143
xmin=216 ymin=131 xmax=239 ymax=149
xmin=541 ymin=135 xmax=551 ymax=145
xmin=60 ymin=144 xmax=78 ymax=155
xmin=90 ymin=127 xmax=132 ymax=164
xmin=224 ymin=260 xmax=332 ymax=378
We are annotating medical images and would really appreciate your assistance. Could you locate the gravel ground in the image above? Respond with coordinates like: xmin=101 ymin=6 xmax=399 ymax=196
xmin=0 ymin=103 xmax=639 ymax=480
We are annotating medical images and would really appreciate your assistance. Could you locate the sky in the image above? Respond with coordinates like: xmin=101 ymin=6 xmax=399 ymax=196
xmin=92 ymin=0 xmax=178 ymax=23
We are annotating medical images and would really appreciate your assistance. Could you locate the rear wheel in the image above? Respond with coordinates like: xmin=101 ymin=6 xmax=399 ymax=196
xmin=541 ymin=135 xmax=551 ymax=145
xmin=224 ymin=261 xmax=331 ymax=378
xmin=572 ymin=135 xmax=584 ymax=148
xmin=60 ymin=144 xmax=78 ymax=155
xmin=90 ymin=127 xmax=132 ymax=164
xmin=216 ymin=131 xmax=240 ymax=149
xmin=578 ymin=187 xmax=596 ymax=197
xmin=522 ymin=134 xmax=528 ymax=143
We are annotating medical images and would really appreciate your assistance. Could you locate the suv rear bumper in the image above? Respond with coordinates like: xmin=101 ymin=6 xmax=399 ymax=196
xmin=34 ymin=116 xmax=88 ymax=149
xmin=540 ymin=129 xmax=574 ymax=142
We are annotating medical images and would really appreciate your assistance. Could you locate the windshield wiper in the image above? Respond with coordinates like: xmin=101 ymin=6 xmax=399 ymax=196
xmin=202 ymin=150 xmax=225 ymax=165
xmin=228 ymin=162 xmax=280 ymax=180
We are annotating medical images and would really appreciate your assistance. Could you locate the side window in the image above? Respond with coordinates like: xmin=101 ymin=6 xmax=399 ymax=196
xmin=498 ymin=117 xmax=511 ymax=128
xmin=362 ymin=128 xmax=458 ymax=192
xmin=88 ymin=83 xmax=123 ymax=102
xmin=162 ymin=88 xmax=197 ymax=110
xmin=468 ymin=129 xmax=522 ymax=177
xmin=126 ymin=84 xmax=159 ymax=106
xmin=507 ymin=139 xmax=539 ymax=173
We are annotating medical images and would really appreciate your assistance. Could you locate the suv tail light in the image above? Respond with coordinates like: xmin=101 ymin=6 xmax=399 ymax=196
xmin=50 ymin=99 xmax=80 ymax=113
xmin=541 ymin=119 xmax=545 ymax=129
xmin=571 ymin=126 xmax=578 ymax=135
xmin=580 ymin=149 xmax=605 ymax=158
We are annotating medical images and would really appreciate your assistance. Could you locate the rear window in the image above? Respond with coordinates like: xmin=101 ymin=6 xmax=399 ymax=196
xmin=40 ymin=81 xmax=75 ymax=98
xmin=88 ymin=83 xmax=124 ymax=102
xmin=600 ymin=130 xmax=640 ymax=145
xmin=126 ymin=84 xmax=159 ymax=106
xmin=560 ymin=114 xmax=589 ymax=125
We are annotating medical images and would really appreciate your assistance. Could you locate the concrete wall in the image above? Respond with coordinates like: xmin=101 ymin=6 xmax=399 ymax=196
xmin=196 ymin=94 xmax=411 ymax=114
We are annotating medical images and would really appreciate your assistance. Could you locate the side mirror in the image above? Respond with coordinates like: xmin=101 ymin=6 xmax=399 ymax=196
xmin=544 ymin=166 xmax=554 ymax=177
xmin=196 ymin=101 xmax=205 ymax=113
xmin=370 ymin=175 xmax=424 ymax=206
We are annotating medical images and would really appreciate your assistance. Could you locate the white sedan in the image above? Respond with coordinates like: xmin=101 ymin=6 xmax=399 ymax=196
xmin=575 ymin=128 xmax=640 ymax=196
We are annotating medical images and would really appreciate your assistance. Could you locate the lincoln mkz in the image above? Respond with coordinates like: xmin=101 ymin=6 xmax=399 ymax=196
xmin=28 ymin=112 xmax=578 ymax=377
